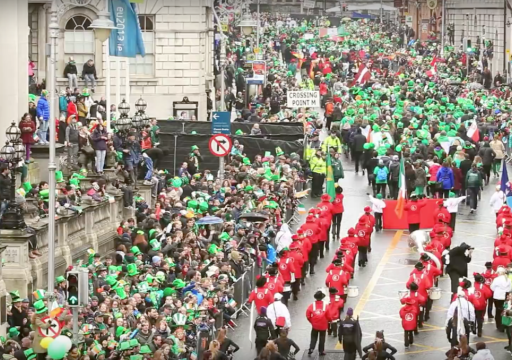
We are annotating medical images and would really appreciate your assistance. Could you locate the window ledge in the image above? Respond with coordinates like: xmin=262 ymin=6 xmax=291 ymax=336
xmin=56 ymin=77 xmax=159 ymax=84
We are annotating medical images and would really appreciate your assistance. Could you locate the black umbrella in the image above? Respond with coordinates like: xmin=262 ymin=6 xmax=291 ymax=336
xmin=239 ymin=212 xmax=270 ymax=222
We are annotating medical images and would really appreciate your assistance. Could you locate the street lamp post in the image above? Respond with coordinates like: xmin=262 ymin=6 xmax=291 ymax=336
xmin=0 ymin=122 xmax=26 ymax=230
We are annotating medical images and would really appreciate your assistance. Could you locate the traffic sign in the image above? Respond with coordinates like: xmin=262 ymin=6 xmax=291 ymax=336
xmin=208 ymin=134 xmax=232 ymax=157
xmin=38 ymin=316 xmax=63 ymax=338
xmin=211 ymin=111 xmax=231 ymax=135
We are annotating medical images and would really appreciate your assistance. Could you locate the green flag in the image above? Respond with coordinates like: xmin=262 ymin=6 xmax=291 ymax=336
xmin=326 ymin=152 xmax=336 ymax=203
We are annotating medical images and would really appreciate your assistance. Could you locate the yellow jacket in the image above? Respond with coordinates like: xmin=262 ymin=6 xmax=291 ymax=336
xmin=321 ymin=136 xmax=342 ymax=153
xmin=310 ymin=156 xmax=326 ymax=175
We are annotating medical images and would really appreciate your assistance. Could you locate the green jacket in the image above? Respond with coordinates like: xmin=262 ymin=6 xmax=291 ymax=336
xmin=465 ymin=169 xmax=482 ymax=188
xmin=332 ymin=158 xmax=344 ymax=180
xmin=310 ymin=156 xmax=326 ymax=175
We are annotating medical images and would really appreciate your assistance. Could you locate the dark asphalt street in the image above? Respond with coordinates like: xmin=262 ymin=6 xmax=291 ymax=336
xmin=228 ymin=158 xmax=508 ymax=360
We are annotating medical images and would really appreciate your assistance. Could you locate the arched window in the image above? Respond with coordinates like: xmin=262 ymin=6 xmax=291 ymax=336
xmin=64 ymin=15 xmax=95 ymax=73
xmin=129 ymin=15 xmax=155 ymax=76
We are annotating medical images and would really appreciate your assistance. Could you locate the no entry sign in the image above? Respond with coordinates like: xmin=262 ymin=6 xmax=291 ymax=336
xmin=38 ymin=316 xmax=63 ymax=338
xmin=208 ymin=134 xmax=232 ymax=157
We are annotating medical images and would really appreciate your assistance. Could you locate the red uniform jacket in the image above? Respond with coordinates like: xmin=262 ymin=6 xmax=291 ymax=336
xmin=326 ymin=294 xmax=345 ymax=322
xmin=325 ymin=268 xmax=349 ymax=295
xmin=318 ymin=200 xmax=334 ymax=223
xmin=404 ymin=200 xmax=427 ymax=224
xmin=318 ymin=217 xmax=330 ymax=242
xmin=360 ymin=214 xmax=375 ymax=230
xmin=496 ymin=213 xmax=512 ymax=228
xmin=493 ymin=243 xmax=512 ymax=259
xmin=492 ymin=255 xmax=511 ymax=271
xmin=421 ymin=262 xmax=442 ymax=285
xmin=340 ymin=236 xmax=359 ymax=250
xmin=301 ymin=237 xmax=312 ymax=255
xmin=278 ymin=257 xmax=296 ymax=283
xmin=301 ymin=220 xmax=320 ymax=244
xmin=409 ymin=269 xmax=433 ymax=290
xmin=400 ymin=305 xmax=419 ymax=331
xmin=354 ymin=223 xmax=371 ymax=247
xmin=332 ymin=194 xmax=344 ymax=214
xmin=470 ymin=283 xmax=493 ymax=310
xmin=433 ymin=207 xmax=451 ymax=224
xmin=306 ymin=301 xmax=329 ymax=330
xmin=264 ymin=274 xmax=284 ymax=295
xmin=483 ymin=269 xmax=498 ymax=287
xmin=401 ymin=290 xmax=426 ymax=307
xmin=288 ymin=249 xmax=305 ymax=279
xmin=406 ymin=273 xmax=429 ymax=300
xmin=248 ymin=287 xmax=274 ymax=314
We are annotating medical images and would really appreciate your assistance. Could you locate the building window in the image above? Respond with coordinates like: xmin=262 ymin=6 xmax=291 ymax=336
xmin=64 ymin=15 xmax=94 ymax=73
xmin=129 ymin=15 xmax=154 ymax=76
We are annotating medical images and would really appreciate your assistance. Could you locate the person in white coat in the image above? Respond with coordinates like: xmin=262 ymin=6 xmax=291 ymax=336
xmin=444 ymin=192 xmax=467 ymax=231
xmin=472 ymin=342 xmax=495 ymax=360
xmin=490 ymin=267 xmax=512 ymax=331
xmin=266 ymin=293 xmax=292 ymax=331
xmin=446 ymin=290 xmax=476 ymax=345
xmin=368 ymin=193 xmax=386 ymax=231
xmin=275 ymin=224 xmax=293 ymax=252
xmin=489 ymin=185 xmax=506 ymax=218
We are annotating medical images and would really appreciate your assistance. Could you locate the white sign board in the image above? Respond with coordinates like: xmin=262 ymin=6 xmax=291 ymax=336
xmin=303 ymin=33 xmax=314 ymax=40
xmin=287 ymin=91 xmax=321 ymax=108
xmin=303 ymin=0 xmax=316 ymax=9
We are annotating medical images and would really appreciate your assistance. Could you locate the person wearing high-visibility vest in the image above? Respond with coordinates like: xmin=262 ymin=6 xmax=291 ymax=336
xmin=321 ymin=130 xmax=342 ymax=154
xmin=310 ymin=149 xmax=326 ymax=198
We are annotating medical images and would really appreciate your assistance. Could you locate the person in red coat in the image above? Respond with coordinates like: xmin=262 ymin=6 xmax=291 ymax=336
xmin=404 ymin=194 xmax=427 ymax=233
xmin=419 ymin=254 xmax=442 ymax=321
xmin=289 ymin=241 xmax=304 ymax=301
xmin=472 ymin=273 xmax=493 ymax=336
xmin=492 ymin=245 xmax=511 ymax=270
xmin=301 ymin=215 xmax=320 ymax=274
xmin=297 ymin=231 xmax=312 ymax=282
xmin=361 ymin=207 xmax=375 ymax=252
xmin=317 ymin=209 xmax=331 ymax=255
xmin=355 ymin=217 xmax=371 ymax=267
xmin=306 ymin=291 xmax=329 ymax=355
xmin=326 ymin=287 xmax=344 ymax=337
xmin=496 ymin=207 xmax=512 ymax=229
xmin=402 ymin=282 xmax=426 ymax=333
xmin=248 ymin=277 xmax=274 ymax=315
xmin=332 ymin=187 xmax=344 ymax=240
xmin=325 ymin=259 xmax=350 ymax=301
xmin=483 ymin=262 xmax=497 ymax=318
xmin=278 ymin=249 xmax=296 ymax=305
xmin=433 ymin=200 xmax=451 ymax=225
xmin=264 ymin=265 xmax=284 ymax=296
xmin=399 ymin=296 xmax=419 ymax=348
xmin=433 ymin=223 xmax=453 ymax=250
xmin=318 ymin=193 xmax=334 ymax=241
xmin=19 ymin=113 xmax=36 ymax=161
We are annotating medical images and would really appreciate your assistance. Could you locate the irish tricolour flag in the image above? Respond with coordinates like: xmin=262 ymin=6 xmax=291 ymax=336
xmin=395 ymin=158 xmax=406 ymax=219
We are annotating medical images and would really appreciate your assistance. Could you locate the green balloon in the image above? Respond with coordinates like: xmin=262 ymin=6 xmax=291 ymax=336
xmin=363 ymin=143 xmax=371 ymax=150
xmin=48 ymin=341 xmax=67 ymax=360
xmin=395 ymin=145 xmax=402 ymax=152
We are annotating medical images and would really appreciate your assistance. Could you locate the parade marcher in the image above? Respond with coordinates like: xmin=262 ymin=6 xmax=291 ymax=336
xmin=444 ymin=192 xmax=467 ymax=231
xmin=400 ymin=297 xmax=419 ymax=348
xmin=253 ymin=307 xmax=276 ymax=355
xmin=306 ymin=291 xmax=329 ymax=356
xmin=266 ymin=293 xmax=291 ymax=332
xmin=446 ymin=290 xmax=476 ymax=346
xmin=368 ymin=194 xmax=385 ymax=232
xmin=404 ymin=194 xmax=426 ymax=233
xmin=444 ymin=242 xmax=473 ymax=298
xmin=326 ymin=288 xmax=344 ymax=338
xmin=355 ymin=217 xmax=371 ymax=267
xmin=248 ymin=277 xmax=275 ymax=315
xmin=331 ymin=186 xmax=344 ymax=240
xmin=338 ymin=308 xmax=362 ymax=360
xmin=472 ymin=273 xmax=493 ymax=337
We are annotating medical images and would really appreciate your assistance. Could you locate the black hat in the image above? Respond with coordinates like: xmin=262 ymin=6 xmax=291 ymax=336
xmin=485 ymin=262 xmax=492 ymax=268
xmin=329 ymin=287 xmax=338 ymax=294
xmin=415 ymin=262 xmax=424 ymax=270
xmin=409 ymin=282 xmax=419 ymax=291
xmin=474 ymin=273 xmax=485 ymax=283
xmin=420 ymin=253 xmax=430 ymax=261
xmin=314 ymin=290 xmax=326 ymax=301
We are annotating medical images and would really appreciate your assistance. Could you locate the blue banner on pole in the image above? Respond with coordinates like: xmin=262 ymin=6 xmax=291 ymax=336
xmin=109 ymin=0 xmax=145 ymax=57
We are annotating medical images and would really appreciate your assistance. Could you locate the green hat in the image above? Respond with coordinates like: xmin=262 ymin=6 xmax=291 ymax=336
xmin=163 ymin=287 xmax=177 ymax=297
xmin=116 ymin=326 xmax=130 ymax=338
xmin=131 ymin=246 xmax=142 ymax=256
xmin=126 ymin=263 xmax=139 ymax=277
xmin=235 ymin=129 xmax=244 ymax=135
xmin=9 ymin=291 xmax=21 ymax=302
xmin=24 ymin=349 xmax=36 ymax=360
xmin=191 ymin=131 xmax=197 ymax=135
xmin=139 ymin=345 xmax=152 ymax=355
xmin=242 ymin=157 xmax=251 ymax=165
xmin=128 ymin=339 xmax=140 ymax=348
xmin=191 ymin=145 xmax=199 ymax=151
xmin=56 ymin=275 xmax=66 ymax=284
xmin=219 ymin=232 xmax=230 ymax=241
xmin=55 ymin=171 xmax=65 ymax=183
xmin=105 ymin=275 xmax=119 ymax=287
xmin=198 ymin=202 xmax=208 ymax=213
xmin=22 ymin=181 xmax=33 ymax=193
xmin=8 ymin=327 xmax=20 ymax=338
xmin=449 ymin=191 xmax=456 ymax=198
xmin=82 ymin=88 xmax=90 ymax=97
xmin=188 ymin=200 xmax=198 ymax=209
xmin=118 ymin=342 xmax=131 ymax=351
xmin=149 ymin=239 xmax=161 ymax=251
xmin=275 ymin=147 xmax=284 ymax=156
xmin=172 ymin=279 xmax=186 ymax=289
xmin=33 ymin=300 xmax=47 ymax=314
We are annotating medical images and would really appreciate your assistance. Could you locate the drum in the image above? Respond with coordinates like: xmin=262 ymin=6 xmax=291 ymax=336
xmin=398 ymin=290 xmax=410 ymax=299
xmin=429 ymin=287 xmax=442 ymax=300
xmin=347 ymin=286 xmax=359 ymax=298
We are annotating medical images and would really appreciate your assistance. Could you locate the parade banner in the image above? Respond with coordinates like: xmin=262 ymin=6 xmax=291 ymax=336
xmin=109 ymin=0 xmax=145 ymax=57
xmin=383 ymin=199 xmax=437 ymax=230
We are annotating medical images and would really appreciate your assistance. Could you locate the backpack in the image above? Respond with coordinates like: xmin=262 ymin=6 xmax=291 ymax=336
xmin=467 ymin=171 xmax=479 ymax=185
xmin=376 ymin=167 xmax=387 ymax=182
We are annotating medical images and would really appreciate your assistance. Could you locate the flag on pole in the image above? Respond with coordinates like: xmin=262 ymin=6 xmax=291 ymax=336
xmin=437 ymin=135 xmax=452 ymax=154
xmin=467 ymin=118 xmax=480 ymax=142
xmin=426 ymin=64 xmax=437 ymax=77
xmin=326 ymin=152 xmax=336 ymax=203
xmin=395 ymin=157 xmax=407 ymax=219
xmin=351 ymin=63 xmax=371 ymax=87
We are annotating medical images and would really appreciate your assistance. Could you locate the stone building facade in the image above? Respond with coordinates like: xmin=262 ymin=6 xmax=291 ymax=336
xmin=25 ymin=0 xmax=215 ymax=121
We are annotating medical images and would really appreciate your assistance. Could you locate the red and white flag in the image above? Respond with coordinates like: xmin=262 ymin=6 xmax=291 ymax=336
xmin=467 ymin=118 xmax=480 ymax=142
xmin=351 ymin=63 xmax=371 ymax=87
xmin=426 ymin=63 xmax=437 ymax=77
